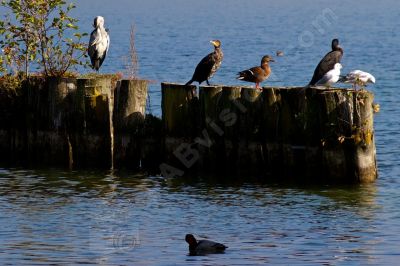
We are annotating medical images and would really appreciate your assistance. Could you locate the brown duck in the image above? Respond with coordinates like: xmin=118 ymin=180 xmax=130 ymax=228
xmin=186 ymin=40 xmax=223 ymax=85
xmin=237 ymin=55 xmax=274 ymax=89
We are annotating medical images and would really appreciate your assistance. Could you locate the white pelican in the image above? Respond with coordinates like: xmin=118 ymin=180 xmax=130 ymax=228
xmin=315 ymin=63 xmax=342 ymax=87
xmin=341 ymin=70 xmax=376 ymax=89
xmin=88 ymin=16 xmax=110 ymax=71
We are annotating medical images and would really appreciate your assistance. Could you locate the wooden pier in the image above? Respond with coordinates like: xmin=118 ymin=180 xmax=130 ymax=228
xmin=161 ymin=83 xmax=377 ymax=183
xmin=0 ymin=78 xmax=378 ymax=183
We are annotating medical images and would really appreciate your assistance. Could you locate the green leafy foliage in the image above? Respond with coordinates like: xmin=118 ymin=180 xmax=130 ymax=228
xmin=0 ymin=0 xmax=88 ymax=78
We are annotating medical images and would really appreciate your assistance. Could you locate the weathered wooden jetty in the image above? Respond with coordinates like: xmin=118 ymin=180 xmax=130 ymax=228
xmin=0 ymin=76 xmax=161 ymax=170
xmin=0 ymin=77 xmax=378 ymax=183
xmin=161 ymin=83 xmax=377 ymax=183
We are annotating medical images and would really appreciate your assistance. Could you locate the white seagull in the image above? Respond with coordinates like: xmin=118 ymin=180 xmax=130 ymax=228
xmin=315 ymin=63 xmax=342 ymax=87
xmin=341 ymin=70 xmax=376 ymax=89
xmin=88 ymin=16 xmax=110 ymax=71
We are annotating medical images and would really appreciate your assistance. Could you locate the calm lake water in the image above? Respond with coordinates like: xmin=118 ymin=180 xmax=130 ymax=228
xmin=1 ymin=0 xmax=400 ymax=265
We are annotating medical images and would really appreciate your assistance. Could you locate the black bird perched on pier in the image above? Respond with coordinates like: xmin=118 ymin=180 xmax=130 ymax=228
xmin=88 ymin=16 xmax=110 ymax=71
xmin=237 ymin=55 xmax=274 ymax=90
xmin=309 ymin=39 xmax=343 ymax=86
xmin=186 ymin=40 xmax=223 ymax=85
xmin=185 ymin=234 xmax=227 ymax=255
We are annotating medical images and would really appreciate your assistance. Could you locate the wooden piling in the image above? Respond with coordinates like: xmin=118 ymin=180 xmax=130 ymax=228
xmin=113 ymin=79 xmax=148 ymax=169
xmin=354 ymin=90 xmax=377 ymax=183
xmin=16 ymin=77 xmax=77 ymax=165
xmin=114 ymin=79 xmax=147 ymax=128
xmin=0 ymin=77 xmax=377 ymax=183
xmin=161 ymin=82 xmax=199 ymax=171
xmin=0 ymin=76 xmax=29 ymax=163
xmin=38 ymin=77 xmax=78 ymax=165
xmin=198 ymin=86 xmax=243 ymax=172
xmin=161 ymin=83 xmax=378 ymax=183
xmin=317 ymin=88 xmax=377 ymax=183
xmin=161 ymin=82 xmax=198 ymax=136
xmin=71 ymin=77 xmax=113 ymax=168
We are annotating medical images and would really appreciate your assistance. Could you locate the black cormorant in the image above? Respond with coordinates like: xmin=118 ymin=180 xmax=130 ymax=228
xmin=186 ymin=40 xmax=223 ymax=85
xmin=309 ymin=39 xmax=343 ymax=86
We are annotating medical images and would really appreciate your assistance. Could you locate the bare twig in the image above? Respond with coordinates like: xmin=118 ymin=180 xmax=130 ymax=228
xmin=124 ymin=23 xmax=139 ymax=79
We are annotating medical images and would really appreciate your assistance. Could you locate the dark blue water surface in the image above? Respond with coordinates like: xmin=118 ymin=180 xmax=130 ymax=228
xmin=1 ymin=0 xmax=400 ymax=265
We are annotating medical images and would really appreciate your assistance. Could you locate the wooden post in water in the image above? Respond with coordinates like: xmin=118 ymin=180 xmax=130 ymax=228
xmin=161 ymin=82 xmax=199 ymax=171
xmin=161 ymin=82 xmax=198 ymax=136
xmin=12 ymin=77 xmax=45 ymax=164
xmin=317 ymin=88 xmax=377 ymax=183
xmin=114 ymin=80 xmax=147 ymax=128
xmin=0 ymin=76 xmax=161 ymax=169
xmin=113 ymin=79 xmax=148 ymax=169
xmin=44 ymin=77 xmax=77 ymax=166
xmin=198 ymin=85 xmax=222 ymax=170
xmin=236 ymin=87 xmax=264 ymax=175
xmin=0 ymin=77 xmax=45 ymax=164
xmin=161 ymin=83 xmax=378 ymax=183
xmin=71 ymin=77 xmax=113 ymax=168
xmin=199 ymin=85 xmax=243 ymax=172
xmin=18 ymin=77 xmax=77 ymax=166
xmin=354 ymin=90 xmax=377 ymax=183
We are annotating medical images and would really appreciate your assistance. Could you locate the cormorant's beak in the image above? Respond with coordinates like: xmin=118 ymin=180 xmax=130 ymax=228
xmin=270 ymin=59 xmax=275 ymax=62
xmin=210 ymin=40 xmax=217 ymax=46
